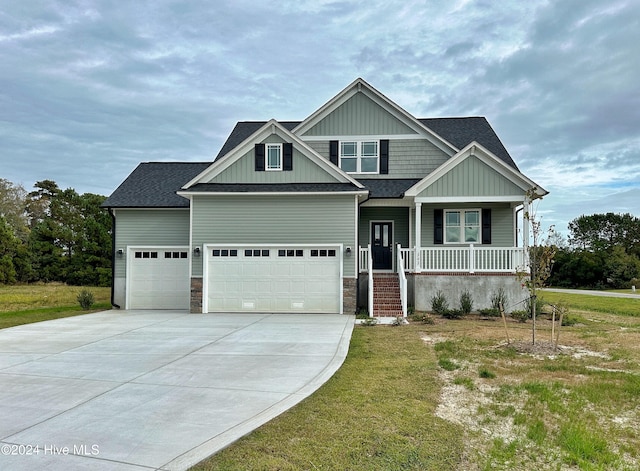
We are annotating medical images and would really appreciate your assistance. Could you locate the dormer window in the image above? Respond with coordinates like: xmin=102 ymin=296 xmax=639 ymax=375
xmin=266 ymin=144 xmax=282 ymax=171
xmin=255 ymin=143 xmax=293 ymax=171
xmin=339 ymin=140 xmax=379 ymax=174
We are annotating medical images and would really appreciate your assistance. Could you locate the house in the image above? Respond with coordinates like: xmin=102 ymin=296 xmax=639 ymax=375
xmin=102 ymin=78 xmax=547 ymax=316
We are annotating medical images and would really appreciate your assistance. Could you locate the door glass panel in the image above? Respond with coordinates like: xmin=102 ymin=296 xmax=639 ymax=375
xmin=375 ymin=225 xmax=380 ymax=240
xmin=383 ymin=225 xmax=389 ymax=247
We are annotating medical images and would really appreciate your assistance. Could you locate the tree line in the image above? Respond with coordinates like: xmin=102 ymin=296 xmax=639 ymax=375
xmin=0 ymin=178 xmax=112 ymax=286
xmin=1 ymin=177 xmax=638 ymax=289
xmin=547 ymin=212 xmax=640 ymax=289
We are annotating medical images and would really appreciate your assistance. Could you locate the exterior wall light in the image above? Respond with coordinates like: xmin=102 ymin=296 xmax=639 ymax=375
xmin=345 ymin=246 xmax=352 ymax=256
xmin=117 ymin=249 xmax=124 ymax=257
xmin=194 ymin=247 xmax=201 ymax=256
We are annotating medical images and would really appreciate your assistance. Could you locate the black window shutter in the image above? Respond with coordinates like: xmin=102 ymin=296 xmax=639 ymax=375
xmin=434 ymin=209 xmax=443 ymax=245
xmin=482 ymin=208 xmax=492 ymax=244
xmin=255 ymin=143 xmax=265 ymax=171
xmin=380 ymin=139 xmax=389 ymax=174
xmin=329 ymin=140 xmax=339 ymax=165
xmin=283 ymin=143 xmax=293 ymax=171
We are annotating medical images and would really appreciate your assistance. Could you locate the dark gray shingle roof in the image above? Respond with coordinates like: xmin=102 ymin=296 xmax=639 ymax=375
xmin=215 ymin=117 xmax=517 ymax=170
xmin=104 ymin=117 xmax=517 ymax=208
xmin=215 ymin=121 xmax=299 ymax=159
xmin=419 ymin=117 xmax=518 ymax=170
xmin=101 ymin=162 xmax=210 ymax=208
xmin=357 ymin=179 xmax=421 ymax=198
xmin=185 ymin=183 xmax=362 ymax=193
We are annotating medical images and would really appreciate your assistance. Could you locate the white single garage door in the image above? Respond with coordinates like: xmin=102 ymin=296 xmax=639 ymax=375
xmin=127 ymin=247 xmax=190 ymax=309
xmin=205 ymin=246 xmax=341 ymax=313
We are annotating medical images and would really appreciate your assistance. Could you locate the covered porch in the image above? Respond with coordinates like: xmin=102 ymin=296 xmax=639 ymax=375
xmin=357 ymin=197 xmax=532 ymax=318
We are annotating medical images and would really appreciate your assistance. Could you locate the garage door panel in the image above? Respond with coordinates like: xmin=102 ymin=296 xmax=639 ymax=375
xmin=207 ymin=246 xmax=340 ymax=313
xmin=129 ymin=248 xmax=189 ymax=310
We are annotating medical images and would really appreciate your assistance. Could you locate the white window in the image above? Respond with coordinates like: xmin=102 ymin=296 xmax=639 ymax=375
xmin=340 ymin=140 xmax=378 ymax=174
xmin=266 ymin=144 xmax=282 ymax=171
xmin=445 ymin=210 xmax=481 ymax=244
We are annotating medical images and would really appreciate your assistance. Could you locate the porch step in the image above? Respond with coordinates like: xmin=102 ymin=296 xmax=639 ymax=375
xmin=372 ymin=274 xmax=403 ymax=317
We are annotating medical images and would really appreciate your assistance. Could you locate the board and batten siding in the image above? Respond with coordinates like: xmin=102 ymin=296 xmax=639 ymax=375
xmin=302 ymin=92 xmax=418 ymax=136
xmin=305 ymin=139 xmax=449 ymax=179
xmin=359 ymin=207 xmax=410 ymax=248
xmin=191 ymin=194 xmax=357 ymax=277
xmin=418 ymin=156 xmax=525 ymax=198
xmin=419 ymin=203 xmax=515 ymax=247
xmin=210 ymin=136 xmax=338 ymax=184
xmin=113 ymin=209 xmax=190 ymax=278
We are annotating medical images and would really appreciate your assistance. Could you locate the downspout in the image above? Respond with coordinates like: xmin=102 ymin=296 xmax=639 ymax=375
xmin=108 ymin=208 xmax=120 ymax=309
xmin=355 ymin=192 xmax=371 ymax=313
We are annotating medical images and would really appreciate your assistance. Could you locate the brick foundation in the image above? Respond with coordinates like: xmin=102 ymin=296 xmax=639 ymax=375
xmin=343 ymin=278 xmax=357 ymax=314
xmin=190 ymin=277 xmax=203 ymax=313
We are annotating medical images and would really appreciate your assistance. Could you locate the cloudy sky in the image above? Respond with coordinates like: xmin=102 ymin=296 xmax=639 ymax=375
xmin=2 ymin=0 xmax=639 ymax=236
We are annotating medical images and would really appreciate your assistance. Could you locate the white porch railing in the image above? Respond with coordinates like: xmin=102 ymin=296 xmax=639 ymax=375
xmin=359 ymin=246 xmax=369 ymax=273
xmin=359 ymin=245 xmax=525 ymax=273
xmin=367 ymin=244 xmax=374 ymax=317
xmin=397 ymin=244 xmax=407 ymax=318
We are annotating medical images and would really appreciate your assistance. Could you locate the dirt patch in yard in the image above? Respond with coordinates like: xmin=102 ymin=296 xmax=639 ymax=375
xmin=417 ymin=312 xmax=640 ymax=470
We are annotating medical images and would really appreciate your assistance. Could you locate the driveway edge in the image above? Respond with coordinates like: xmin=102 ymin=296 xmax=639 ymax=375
xmin=162 ymin=315 xmax=355 ymax=470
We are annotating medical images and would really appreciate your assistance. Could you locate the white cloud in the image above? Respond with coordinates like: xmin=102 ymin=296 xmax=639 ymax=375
xmin=0 ymin=0 xmax=638 ymax=237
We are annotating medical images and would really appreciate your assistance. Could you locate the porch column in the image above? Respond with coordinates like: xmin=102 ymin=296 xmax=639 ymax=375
xmin=415 ymin=202 xmax=422 ymax=271
xmin=523 ymin=198 xmax=530 ymax=269
xmin=522 ymin=199 xmax=530 ymax=250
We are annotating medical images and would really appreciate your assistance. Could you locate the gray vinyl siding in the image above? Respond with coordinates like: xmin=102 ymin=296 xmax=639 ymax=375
xmin=303 ymin=93 xmax=418 ymax=136
xmin=418 ymin=156 xmax=525 ymax=198
xmin=306 ymin=139 xmax=449 ymax=179
xmin=113 ymin=209 xmax=190 ymax=277
xmin=420 ymin=203 xmax=514 ymax=247
xmin=191 ymin=194 xmax=357 ymax=277
xmin=210 ymin=136 xmax=338 ymax=184
xmin=359 ymin=207 xmax=410 ymax=248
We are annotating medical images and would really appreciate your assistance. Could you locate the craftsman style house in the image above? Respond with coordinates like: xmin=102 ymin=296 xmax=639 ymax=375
xmin=103 ymin=78 xmax=546 ymax=316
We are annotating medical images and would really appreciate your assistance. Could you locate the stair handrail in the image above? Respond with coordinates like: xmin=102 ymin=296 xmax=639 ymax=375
xmin=397 ymin=243 xmax=407 ymax=318
xmin=368 ymin=243 xmax=374 ymax=317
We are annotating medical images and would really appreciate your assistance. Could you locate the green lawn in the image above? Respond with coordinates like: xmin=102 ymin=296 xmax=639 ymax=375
xmin=0 ymin=283 xmax=111 ymax=329
xmin=541 ymin=290 xmax=640 ymax=317
xmin=192 ymin=296 xmax=640 ymax=471
xmin=192 ymin=325 xmax=465 ymax=470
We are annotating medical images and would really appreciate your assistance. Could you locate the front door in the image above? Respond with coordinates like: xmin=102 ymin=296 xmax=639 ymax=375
xmin=371 ymin=222 xmax=392 ymax=270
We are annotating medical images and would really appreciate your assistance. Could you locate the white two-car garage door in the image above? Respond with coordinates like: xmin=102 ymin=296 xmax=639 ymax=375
xmin=205 ymin=245 xmax=342 ymax=313
xmin=127 ymin=247 xmax=190 ymax=309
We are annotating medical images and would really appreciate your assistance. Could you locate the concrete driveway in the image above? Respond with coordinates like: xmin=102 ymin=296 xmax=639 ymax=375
xmin=0 ymin=311 xmax=354 ymax=470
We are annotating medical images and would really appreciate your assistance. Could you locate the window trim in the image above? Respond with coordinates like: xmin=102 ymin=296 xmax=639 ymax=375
xmin=444 ymin=209 xmax=482 ymax=245
xmin=339 ymin=140 xmax=379 ymax=174
xmin=265 ymin=143 xmax=283 ymax=171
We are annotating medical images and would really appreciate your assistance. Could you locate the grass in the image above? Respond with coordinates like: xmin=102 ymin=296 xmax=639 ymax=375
xmin=192 ymin=326 xmax=465 ymax=470
xmin=542 ymin=290 xmax=640 ymax=317
xmin=193 ymin=294 xmax=640 ymax=470
xmin=0 ymin=283 xmax=111 ymax=329
xmin=5 ymin=283 xmax=635 ymax=469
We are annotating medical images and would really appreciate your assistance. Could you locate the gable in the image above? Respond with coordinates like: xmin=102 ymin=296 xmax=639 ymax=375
xmin=302 ymin=92 xmax=418 ymax=137
xmin=406 ymin=142 xmax=547 ymax=201
xmin=416 ymin=155 xmax=525 ymax=198
xmin=182 ymin=119 xmax=365 ymax=191
xmin=209 ymin=133 xmax=339 ymax=184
